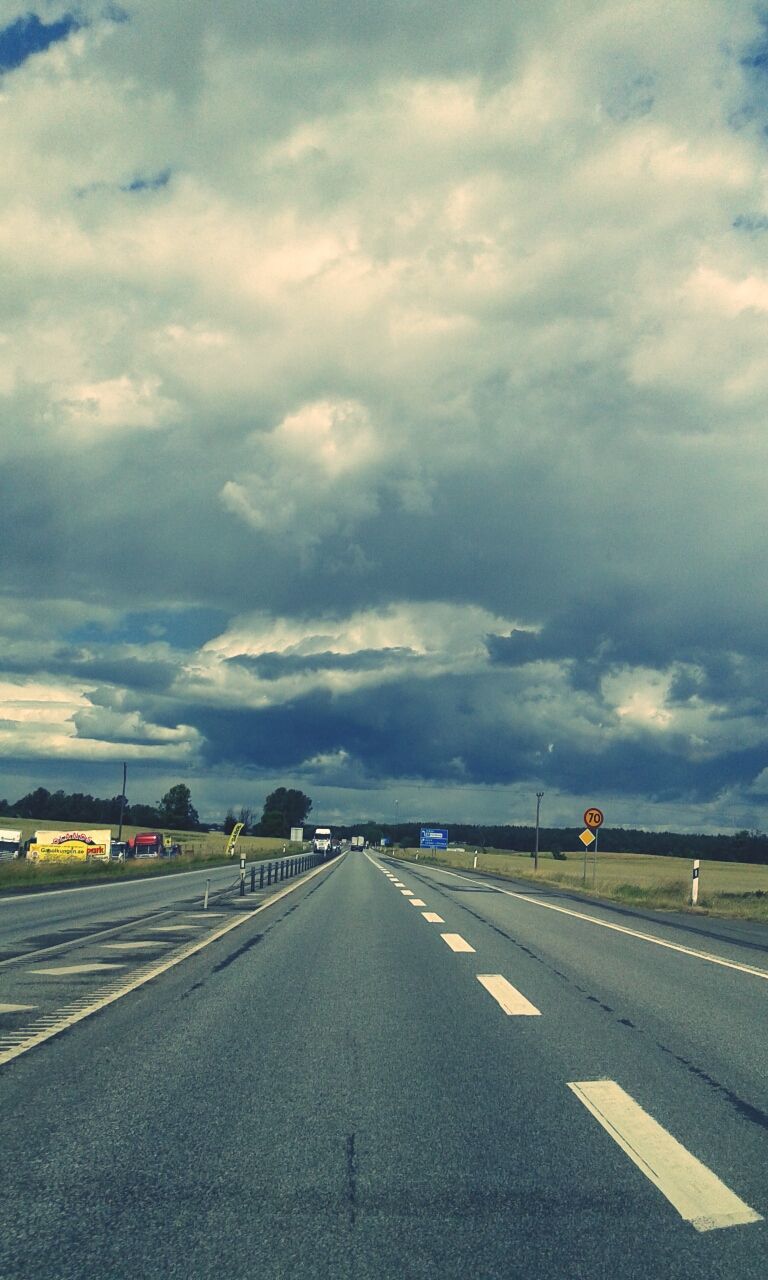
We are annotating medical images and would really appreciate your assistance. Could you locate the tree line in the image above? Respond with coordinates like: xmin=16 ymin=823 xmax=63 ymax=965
xmin=0 ymin=784 xmax=200 ymax=831
xmin=3 ymin=782 xmax=766 ymax=859
xmin=0 ymin=783 xmax=314 ymax=838
xmin=361 ymin=822 xmax=768 ymax=864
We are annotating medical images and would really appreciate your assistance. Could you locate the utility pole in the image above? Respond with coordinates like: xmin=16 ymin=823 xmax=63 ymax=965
xmin=534 ymin=792 xmax=544 ymax=871
xmin=118 ymin=762 xmax=127 ymax=841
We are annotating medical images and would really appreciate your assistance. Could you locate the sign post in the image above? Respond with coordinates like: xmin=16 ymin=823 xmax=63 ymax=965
xmin=581 ymin=808 xmax=604 ymax=887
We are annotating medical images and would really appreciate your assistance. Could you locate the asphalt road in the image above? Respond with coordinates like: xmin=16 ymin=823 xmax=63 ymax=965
xmin=0 ymin=850 xmax=766 ymax=1279
xmin=0 ymin=860 xmax=267 ymax=957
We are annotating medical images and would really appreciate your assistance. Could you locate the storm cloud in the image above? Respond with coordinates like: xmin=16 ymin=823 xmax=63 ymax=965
xmin=2 ymin=1 xmax=768 ymax=832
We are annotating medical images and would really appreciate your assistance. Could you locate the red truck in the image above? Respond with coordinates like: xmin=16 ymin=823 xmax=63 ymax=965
xmin=130 ymin=832 xmax=165 ymax=858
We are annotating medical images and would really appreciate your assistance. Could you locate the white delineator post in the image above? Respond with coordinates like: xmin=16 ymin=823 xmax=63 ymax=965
xmin=691 ymin=859 xmax=700 ymax=906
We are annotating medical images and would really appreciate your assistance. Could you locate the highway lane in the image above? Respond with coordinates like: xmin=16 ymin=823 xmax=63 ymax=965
xmin=0 ymin=849 xmax=765 ymax=1279
xmin=0 ymin=861 xmax=274 ymax=958
xmin=383 ymin=855 xmax=768 ymax=1115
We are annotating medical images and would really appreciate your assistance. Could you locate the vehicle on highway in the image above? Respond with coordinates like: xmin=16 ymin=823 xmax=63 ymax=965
xmin=130 ymin=832 xmax=166 ymax=859
xmin=109 ymin=841 xmax=129 ymax=861
xmin=0 ymin=828 xmax=22 ymax=859
xmin=312 ymin=827 xmax=332 ymax=855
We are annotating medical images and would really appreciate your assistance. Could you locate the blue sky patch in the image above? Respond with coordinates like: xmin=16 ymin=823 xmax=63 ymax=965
xmin=121 ymin=169 xmax=172 ymax=194
xmin=65 ymin=607 xmax=229 ymax=650
xmin=0 ymin=12 xmax=83 ymax=73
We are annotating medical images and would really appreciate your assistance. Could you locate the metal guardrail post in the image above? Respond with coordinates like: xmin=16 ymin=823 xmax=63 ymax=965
xmin=259 ymin=864 xmax=264 ymax=888
xmin=250 ymin=866 xmax=256 ymax=892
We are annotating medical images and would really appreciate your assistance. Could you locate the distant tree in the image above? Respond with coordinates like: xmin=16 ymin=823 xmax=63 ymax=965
xmin=14 ymin=787 xmax=53 ymax=818
xmin=157 ymin=784 xmax=200 ymax=830
xmin=238 ymin=806 xmax=254 ymax=833
xmin=223 ymin=809 xmax=238 ymax=835
xmin=258 ymin=788 xmax=312 ymax=837
xmin=128 ymin=802 xmax=162 ymax=827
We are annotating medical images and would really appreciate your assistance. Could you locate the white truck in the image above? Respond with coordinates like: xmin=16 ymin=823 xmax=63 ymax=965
xmin=312 ymin=827 xmax=332 ymax=855
xmin=351 ymin=835 xmax=365 ymax=850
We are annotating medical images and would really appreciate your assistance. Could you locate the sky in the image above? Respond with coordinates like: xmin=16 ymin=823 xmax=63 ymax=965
xmin=2 ymin=1 xmax=768 ymax=833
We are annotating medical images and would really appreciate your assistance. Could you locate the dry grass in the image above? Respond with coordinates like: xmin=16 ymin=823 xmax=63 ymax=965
xmin=395 ymin=847 xmax=768 ymax=921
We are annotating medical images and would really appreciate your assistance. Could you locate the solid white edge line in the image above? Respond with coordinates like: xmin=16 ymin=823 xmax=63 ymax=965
xmin=567 ymin=1080 xmax=762 ymax=1232
xmin=476 ymin=974 xmax=541 ymax=1016
xmin=393 ymin=860 xmax=768 ymax=983
xmin=0 ymin=853 xmax=345 ymax=1068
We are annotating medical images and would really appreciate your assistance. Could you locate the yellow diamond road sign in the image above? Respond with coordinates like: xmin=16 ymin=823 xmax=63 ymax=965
xmin=579 ymin=829 xmax=596 ymax=847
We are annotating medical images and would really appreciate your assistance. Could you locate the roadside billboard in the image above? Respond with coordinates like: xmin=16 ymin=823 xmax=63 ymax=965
xmin=28 ymin=829 xmax=112 ymax=863
xmin=290 ymin=827 xmax=304 ymax=843
xmin=420 ymin=827 xmax=448 ymax=850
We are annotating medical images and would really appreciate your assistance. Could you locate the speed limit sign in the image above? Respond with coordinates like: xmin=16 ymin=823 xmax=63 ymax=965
xmin=583 ymin=807 xmax=604 ymax=829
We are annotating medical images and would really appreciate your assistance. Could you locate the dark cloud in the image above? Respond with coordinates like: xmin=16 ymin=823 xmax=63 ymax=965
xmin=227 ymin=648 xmax=415 ymax=680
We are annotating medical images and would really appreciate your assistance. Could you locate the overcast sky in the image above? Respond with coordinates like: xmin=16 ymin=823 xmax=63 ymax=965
xmin=2 ymin=1 xmax=768 ymax=833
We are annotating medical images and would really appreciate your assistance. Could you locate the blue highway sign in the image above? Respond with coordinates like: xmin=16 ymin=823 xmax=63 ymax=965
xmin=420 ymin=827 xmax=448 ymax=850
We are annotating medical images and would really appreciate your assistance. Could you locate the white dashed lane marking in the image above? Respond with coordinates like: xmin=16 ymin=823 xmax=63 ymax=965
xmin=409 ymin=899 xmax=427 ymax=907
xmin=30 ymin=963 xmax=127 ymax=976
xmin=440 ymin=933 xmax=475 ymax=953
xmin=99 ymin=941 xmax=172 ymax=951
xmin=144 ymin=925 xmax=205 ymax=933
xmin=422 ymin=912 xmax=444 ymax=923
xmin=476 ymin=974 xmax=541 ymax=1016
xmin=0 ymin=1003 xmax=37 ymax=1013
xmin=568 ymin=1080 xmax=762 ymax=1233
xmin=400 ymin=890 xmax=414 ymax=896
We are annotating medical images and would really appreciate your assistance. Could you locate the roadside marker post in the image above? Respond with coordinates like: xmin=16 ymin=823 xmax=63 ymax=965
xmin=691 ymin=859 xmax=700 ymax=906
xmin=239 ymin=853 xmax=246 ymax=897
xmin=203 ymin=879 xmax=210 ymax=911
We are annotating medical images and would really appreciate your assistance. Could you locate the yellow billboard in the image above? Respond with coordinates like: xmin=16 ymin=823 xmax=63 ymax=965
xmin=28 ymin=829 xmax=111 ymax=863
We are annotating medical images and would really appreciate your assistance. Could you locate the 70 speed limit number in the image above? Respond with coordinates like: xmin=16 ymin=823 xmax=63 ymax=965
xmin=583 ymin=807 xmax=604 ymax=829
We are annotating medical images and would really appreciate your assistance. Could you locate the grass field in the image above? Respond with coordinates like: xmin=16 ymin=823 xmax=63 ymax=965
xmin=0 ymin=821 xmax=304 ymax=890
xmin=393 ymin=847 xmax=768 ymax=921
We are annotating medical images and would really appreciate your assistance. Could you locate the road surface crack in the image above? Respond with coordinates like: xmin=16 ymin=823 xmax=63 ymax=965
xmin=345 ymin=1133 xmax=357 ymax=1228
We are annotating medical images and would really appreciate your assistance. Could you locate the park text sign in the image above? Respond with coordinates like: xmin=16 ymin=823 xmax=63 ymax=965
xmin=28 ymin=829 xmax=111 ymax=863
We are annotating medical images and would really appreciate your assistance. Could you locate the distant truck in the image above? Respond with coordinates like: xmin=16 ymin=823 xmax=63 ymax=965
xmin=312 ymin=827 xmax=332 ymax=855
xmin=351 ymin=835 xmax=365 ymax=850
xmin=0 ymin=828 xmax=22 ymax=859
xmin=130 ymin=832 xmax=166 ymax=859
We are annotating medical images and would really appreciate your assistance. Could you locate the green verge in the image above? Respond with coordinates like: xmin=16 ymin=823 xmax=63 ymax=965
xmin=390 ymin=848 xmax=768 ymax=922
xmin=0 ymin=831 xmax=306 ymax=892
